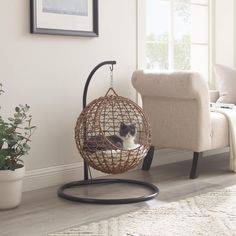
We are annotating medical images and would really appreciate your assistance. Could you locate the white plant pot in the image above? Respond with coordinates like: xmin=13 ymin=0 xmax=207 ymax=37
xmin=0 ymin=165 xmax=25 ymax=210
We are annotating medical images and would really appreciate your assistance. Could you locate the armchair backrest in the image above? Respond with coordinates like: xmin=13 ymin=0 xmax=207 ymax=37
xmin=132 ymin=70 xmax=211 ymax=152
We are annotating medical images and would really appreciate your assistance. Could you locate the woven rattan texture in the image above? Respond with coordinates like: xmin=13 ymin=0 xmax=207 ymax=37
xmin=75 ymin=89 xmax=151 ymax=174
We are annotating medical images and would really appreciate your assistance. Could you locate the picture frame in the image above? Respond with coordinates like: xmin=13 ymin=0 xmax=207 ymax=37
xmin=30 ymin=0 xmax=99 ymax=37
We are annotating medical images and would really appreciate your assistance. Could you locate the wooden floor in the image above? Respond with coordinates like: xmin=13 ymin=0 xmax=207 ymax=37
xmin=1 ymin=152 xmax=236 ymax=236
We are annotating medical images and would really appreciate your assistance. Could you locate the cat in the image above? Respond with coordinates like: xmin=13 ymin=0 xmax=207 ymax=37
xmin=83 ymin=122 xmax=137 ymax=152
xmin=118 ymin=122 xmax=137 ymax=150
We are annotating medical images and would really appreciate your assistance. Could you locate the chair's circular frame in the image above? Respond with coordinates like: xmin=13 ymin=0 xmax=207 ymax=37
xmin=57 ymin=61 xmax=159 ymax=204
xmin=58 ymin=178 xmax=159 ymax=204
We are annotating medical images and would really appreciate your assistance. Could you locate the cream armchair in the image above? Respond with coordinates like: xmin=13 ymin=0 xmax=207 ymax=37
xmin=132 ymin=70 xmax=229 ymax=179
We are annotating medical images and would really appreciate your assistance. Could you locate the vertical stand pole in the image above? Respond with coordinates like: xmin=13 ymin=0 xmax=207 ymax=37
xmin=84 ymin=162 xmax=89 ymax=180
xmin=82 ymin=61 xmax=117 ymax=181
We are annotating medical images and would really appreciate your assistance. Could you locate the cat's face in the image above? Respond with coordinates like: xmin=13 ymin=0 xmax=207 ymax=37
xmin=119 ymin=122 xmax=136 ymax=140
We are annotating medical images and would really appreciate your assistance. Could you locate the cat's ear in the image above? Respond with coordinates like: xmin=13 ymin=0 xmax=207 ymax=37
xmin=130 ymin=124 xmax=136 ymax=135
xmin=130 ymin=124 xmax=135 ymax=128
xmin=120 ymin=122 xmax=125 ymax=128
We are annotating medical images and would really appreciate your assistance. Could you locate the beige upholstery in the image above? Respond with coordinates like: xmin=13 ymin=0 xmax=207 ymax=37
xmin=132 ymin=70 xmax=229 ymax=153
xmin=210 ymin=112 xmax=229 ymax=149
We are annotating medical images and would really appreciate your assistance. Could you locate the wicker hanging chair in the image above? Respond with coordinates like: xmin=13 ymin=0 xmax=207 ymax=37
xmin=58 ymin=61 xmax=158 ymax=205
xmin=75 ymin=88 xmax=151 ymax=174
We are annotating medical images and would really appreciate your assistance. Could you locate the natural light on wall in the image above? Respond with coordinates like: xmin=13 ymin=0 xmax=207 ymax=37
xmin=146 ymin=0 xmax=209 ymax=79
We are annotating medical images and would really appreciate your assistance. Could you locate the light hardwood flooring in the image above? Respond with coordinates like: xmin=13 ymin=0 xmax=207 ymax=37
xmin=1 ymin=152 xmax=236 ymax=236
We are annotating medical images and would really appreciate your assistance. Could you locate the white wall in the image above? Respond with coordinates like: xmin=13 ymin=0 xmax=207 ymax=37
xmin=0 ymin=0 xmax=137 ymax=177
xmin=214 ymin=0 xmax=235 ymax=67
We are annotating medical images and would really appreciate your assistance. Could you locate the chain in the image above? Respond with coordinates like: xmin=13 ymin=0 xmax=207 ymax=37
xmin=110 ymin=65 xmax=114 ymax=88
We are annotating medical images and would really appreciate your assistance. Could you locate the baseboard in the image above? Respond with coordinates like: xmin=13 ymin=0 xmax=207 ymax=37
xmin=23 ymin=162 xmax=105 ymax=192
xmin=23 ymin=148 xmax=229 ymax=192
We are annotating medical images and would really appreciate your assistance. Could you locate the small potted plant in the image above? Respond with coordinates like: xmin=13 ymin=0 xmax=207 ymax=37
xmin=0 ymin=84 xmax=35 ymax=209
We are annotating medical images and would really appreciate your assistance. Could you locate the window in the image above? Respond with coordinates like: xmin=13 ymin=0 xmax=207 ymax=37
xmin=146 ymin=0 xmax=209 ymax=79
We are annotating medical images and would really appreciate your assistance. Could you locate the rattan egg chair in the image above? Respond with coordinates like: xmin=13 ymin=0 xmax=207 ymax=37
xmin=58 ymin=61 xmax=159 ymax=204
xmin=75 ymin=87 xmax=151 ymax=174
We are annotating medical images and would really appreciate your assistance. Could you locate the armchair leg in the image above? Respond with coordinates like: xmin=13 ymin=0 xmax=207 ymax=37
xmin=190 ymin=152 xmax=203 ymax=179
xmin=142 ymin=146 xmax=155 ymax=171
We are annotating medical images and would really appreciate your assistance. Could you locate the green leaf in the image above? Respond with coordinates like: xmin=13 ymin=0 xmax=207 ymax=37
xmin=0 ymin=149 xmax=10 ymax=158
xmin=8 ymin=117 xmax=15 ymax=122
xmin=23 ymin=143 xmax=31 ymax=150
xmin=14 ymin=119 xmax=22 ymax=125
xmin=24 ymin=126 xmax=36 ymax=130
xmin=0 ymin=140 xmax=4 ymax=149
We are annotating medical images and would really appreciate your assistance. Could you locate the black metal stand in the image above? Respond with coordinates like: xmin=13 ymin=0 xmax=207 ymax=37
xmin=58 ymin=179 xmax=158 ymax=204
xmin=57 ymin=61 xmax=159 ymax=204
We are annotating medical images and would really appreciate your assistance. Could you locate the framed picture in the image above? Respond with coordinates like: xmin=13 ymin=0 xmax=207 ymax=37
xmin=30 ymin=0 xmax=99 ymax=37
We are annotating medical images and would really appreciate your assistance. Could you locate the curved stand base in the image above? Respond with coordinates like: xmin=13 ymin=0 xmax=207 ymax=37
xmin=57 ymin=178 xmax=159 ymax=204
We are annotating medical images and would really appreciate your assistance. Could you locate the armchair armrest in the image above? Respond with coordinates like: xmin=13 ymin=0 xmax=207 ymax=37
xmin=131 ymin=70 xmax=212 ymax=152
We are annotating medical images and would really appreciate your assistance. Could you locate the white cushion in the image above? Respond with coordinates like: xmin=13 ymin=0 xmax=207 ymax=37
xmin=209 ymin=90 xmax=220 ymax=102
xmin=214 ymin=64 xmax=236 ymax=104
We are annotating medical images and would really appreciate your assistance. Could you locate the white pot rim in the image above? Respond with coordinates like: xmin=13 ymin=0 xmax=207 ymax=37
xmin=0 ymin=165 xmax=25 ymax=182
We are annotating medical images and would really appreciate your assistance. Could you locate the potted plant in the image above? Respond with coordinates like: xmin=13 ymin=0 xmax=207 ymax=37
xmin=0 ymin=84 xmax=35 ymax=209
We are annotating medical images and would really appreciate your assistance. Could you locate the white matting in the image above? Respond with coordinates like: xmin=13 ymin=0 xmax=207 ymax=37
xmin=48 ymin=184 xmax=236 ymax=236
